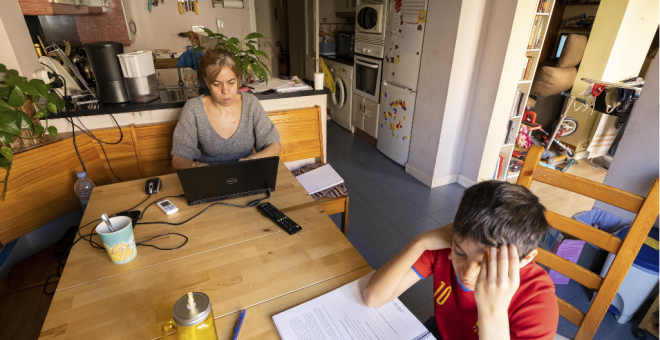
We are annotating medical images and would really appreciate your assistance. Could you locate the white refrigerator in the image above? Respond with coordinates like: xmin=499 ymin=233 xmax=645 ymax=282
xmin=376 ymin=0 xmax=428 ymax=166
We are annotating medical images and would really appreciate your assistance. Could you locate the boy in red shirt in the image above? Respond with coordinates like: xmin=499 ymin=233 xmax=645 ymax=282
xmin=363 ymin=181 xmax=558 ymax=339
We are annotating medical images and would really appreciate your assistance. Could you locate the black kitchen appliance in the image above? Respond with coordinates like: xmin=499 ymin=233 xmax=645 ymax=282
xmin=336 ymin=31 xmax=354 ymax=59
xmin=84 ymin=41 xmax=129 ymax=103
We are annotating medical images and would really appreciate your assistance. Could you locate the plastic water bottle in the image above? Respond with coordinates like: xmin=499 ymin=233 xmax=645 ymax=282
xmin=74 ymin=171 xmax=95 ymax=211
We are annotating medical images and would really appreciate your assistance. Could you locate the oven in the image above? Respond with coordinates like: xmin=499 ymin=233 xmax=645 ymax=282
xmin=353 ymin=54 xmax=382 ymax=103
xmin=356 ymin=3 xmax=385 ymax=34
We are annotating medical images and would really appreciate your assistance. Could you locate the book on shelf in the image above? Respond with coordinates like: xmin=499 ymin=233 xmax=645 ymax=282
xmin=520 ymin=56 xmax=533 ymax=81
xmin=509 ymin=89 xmax=526 ymax=118
xmin=504 ymin=120 xmax=515 ymax=145
xmin=537 ymin=0 xmax=549 ymax=13
xmin=498 ymin=155 xmax=505 ymax=179
xmin=527 ymin=16 xmax=546 ymax=49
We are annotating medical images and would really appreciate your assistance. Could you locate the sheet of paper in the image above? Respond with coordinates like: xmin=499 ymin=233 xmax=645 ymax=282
xmin=295 ymin=164 xmax=344 ymax=195
xmin=549 ymin=240 xmax=586 ymax=284
xmin=272 ymin=273 xmax=435 ymax=340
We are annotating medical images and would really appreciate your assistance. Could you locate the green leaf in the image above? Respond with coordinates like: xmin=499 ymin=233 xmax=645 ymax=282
xmin=0 ymin=146 xmax=12 ymax=162
xmin=0 ymin=99 xmax=14 ymax=111
xmin=6 ymin=70 xmax=18 ymax=78
xmin=0 ymin=87 xmax=10 ymax=99
xmin=242 ymin=55 xmax=250 ymax=70
xmin=46 ymin=92 xmax=60 ymax=104
xmin=0 ymin=64 xmax=6 ymax=73
xmin=193 ymin=46 xmax=206 ymax=53
xmin=15 ymin=110 xmax=32 ymax=130
xmin=225 ymin=44 xmax=240 ymax=55
xmin=34 ymin=108 xmax=48 ymax=119
xmin=46 ymin=102 xmax=57 ymax=114
xmin=7 ymin=86 xmax=24 ymax=107
xmin=256 ymin=59 xmax=272 ymax=76
xmin=0 ymin=158 xmax=10 ymax=169
xmin=0 ymin=131 xmax=13 ymax=145
xmin=226 ymin=37 xmax=240 ymax=45
xmin=47 ymin=125 xmax=57 ymax=139
xmin=44 ymin=84 xmax=52 ymax=92
xmin=0 ymin=111 xmax=19 ymax=135
xmin=33 ymin=124 xmax=44 ymax=136
xmin=202 ymin=27 xmax=218 ymax=37
xmin=4 ymin=76 xmax=27 ymax=89
xmin=254 ymin=49 xmax=270 ymax=61
xmin=245 ymin=32 xmax=263 ymax=40
xmin=29 ymin=79 xmax=49 ymax=97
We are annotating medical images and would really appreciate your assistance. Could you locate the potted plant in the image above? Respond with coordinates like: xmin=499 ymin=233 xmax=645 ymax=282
xmin=0 ymin=63 xmax=65 ymax=200
xmin=196 ymin=29 xmax=272 ymax=85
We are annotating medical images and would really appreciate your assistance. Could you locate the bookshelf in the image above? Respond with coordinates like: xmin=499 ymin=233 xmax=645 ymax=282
xmin=496 ymin=0 xmax=555 ymax=180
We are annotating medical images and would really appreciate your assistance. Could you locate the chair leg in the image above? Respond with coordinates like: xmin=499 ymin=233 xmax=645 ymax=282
xmin=342 ymin=196 xmax=349 ymax=235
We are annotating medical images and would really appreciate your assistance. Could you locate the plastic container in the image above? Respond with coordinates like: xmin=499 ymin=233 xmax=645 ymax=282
xmin=319 ymin=42 xmax=336 ymax=56
xmin=573 ymin=209 xmax=631 ymax=250
xmin=598 ymin=226 xmax=659 ymax=324
xmin=117 ymin=51 xmax=159 ymax=103
xmin=74 ymin=171 xmax=95 ymax=211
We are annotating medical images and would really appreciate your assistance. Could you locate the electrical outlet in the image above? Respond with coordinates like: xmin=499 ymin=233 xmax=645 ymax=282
xmin=192 ymin=26 xmax=205 ymax=33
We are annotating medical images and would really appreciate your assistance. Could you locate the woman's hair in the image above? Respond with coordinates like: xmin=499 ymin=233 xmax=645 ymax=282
xmin=198 ymin=48 xmax=243 ymax=86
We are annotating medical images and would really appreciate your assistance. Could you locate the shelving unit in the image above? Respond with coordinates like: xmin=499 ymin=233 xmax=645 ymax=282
xmin=497 ymin=0 xmax=555 ymax=181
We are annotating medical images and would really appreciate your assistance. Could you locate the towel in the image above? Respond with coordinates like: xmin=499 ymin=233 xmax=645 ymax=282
xmin=177 ymin=49 xmax=205 ymax=70
xmin=320 ymin=59 xmax=335 ymax=93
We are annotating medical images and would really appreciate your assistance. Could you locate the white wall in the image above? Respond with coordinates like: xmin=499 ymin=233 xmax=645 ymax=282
xmin=593 ymin=59 xmax=658 ymax=225
xmin=459 ymin=0 xmax=536 ymax=183
xmin=0 ymin=0 xmax=41 ymax=78
xmin=127 ymin=0 xmax=252 ymax=53
xmin=406 ymin=0 xmax=463 ymax=181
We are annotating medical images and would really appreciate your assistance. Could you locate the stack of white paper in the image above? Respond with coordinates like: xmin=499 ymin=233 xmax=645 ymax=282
xmin=272 ymin=274 xmax=435 ymax=340
xmin=295 ymin=164 xmax=344 ymax=195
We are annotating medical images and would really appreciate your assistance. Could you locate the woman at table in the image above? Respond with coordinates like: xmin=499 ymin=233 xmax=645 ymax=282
xmin=171 ymin=48 xmax=281 ymax=169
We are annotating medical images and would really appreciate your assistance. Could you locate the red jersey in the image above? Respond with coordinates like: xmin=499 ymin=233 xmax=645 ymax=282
xmin=412 ymin=249 xmax=558 ymax=340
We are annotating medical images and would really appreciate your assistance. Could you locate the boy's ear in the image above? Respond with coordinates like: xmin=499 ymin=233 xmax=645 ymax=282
xmin=520 ymin=248 xmax=538 ymax=267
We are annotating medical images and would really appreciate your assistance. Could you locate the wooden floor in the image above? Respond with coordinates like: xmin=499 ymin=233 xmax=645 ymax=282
xmin=0 ymin=244 xmax=60 ymax=340
xmin=509 ymin=159 xmax=608 ymax=217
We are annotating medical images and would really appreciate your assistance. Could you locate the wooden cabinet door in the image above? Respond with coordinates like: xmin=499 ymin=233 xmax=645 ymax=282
xmin=352 ymin=95 xmax=364 ymax=130
xmin=362 ymin=98 xmax=380 ymax=138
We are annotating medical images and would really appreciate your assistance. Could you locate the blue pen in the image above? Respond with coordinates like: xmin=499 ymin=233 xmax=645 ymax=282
xmin=232 ymin=309 xmax=246 ymax=340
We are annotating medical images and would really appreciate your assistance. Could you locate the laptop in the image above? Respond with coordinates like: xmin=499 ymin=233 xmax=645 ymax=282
xmin=177 ymin=156 xmax=279 ymax=206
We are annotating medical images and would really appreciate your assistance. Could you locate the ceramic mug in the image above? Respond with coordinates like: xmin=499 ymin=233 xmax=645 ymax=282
xmin=95 ymin=216 xmax=137 ymax=264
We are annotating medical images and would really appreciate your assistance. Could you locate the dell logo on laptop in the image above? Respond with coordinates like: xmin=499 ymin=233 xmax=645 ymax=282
xmin=227 ymin=178 xmax=238 ymax=184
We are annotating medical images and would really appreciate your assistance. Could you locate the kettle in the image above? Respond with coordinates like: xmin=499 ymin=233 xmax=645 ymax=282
xmin=162 ymin=292 xmax=218 ymax=340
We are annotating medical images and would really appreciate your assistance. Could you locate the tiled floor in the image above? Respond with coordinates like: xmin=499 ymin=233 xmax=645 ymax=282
xmin=324 ymin=121 xmax=649 ymax=340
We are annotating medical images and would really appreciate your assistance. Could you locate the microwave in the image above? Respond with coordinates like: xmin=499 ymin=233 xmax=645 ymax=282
xmin=356 ymin=4 xmax=384 ymax=34
xmin=336 ymin=32 xmax=354 ymax=59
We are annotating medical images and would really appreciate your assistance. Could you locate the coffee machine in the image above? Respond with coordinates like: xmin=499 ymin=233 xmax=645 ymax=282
xmin=84 ymin=41 xmax=130 ymax=103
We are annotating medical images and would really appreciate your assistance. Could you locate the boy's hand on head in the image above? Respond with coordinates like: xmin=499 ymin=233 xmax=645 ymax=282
xmin=474 ymin=244 xmax=520 ymax=317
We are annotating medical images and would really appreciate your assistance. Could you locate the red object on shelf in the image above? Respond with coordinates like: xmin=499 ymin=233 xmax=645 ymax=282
xmin=522 ymin=110 xmax=543 ymax=131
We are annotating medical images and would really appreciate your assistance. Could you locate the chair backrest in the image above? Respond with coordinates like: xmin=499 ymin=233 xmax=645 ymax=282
xmin=131 ymin=105 xmax=324 ymax=177
xmin=517 ymin=145 xmax=659 ymax=340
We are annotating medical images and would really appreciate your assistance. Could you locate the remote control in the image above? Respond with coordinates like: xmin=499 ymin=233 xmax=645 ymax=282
xmin=257 ymin=202 xmax=302 ymax=235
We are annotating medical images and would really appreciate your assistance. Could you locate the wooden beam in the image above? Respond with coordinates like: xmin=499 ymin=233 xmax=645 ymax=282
xmin=558 ymin=297 xmax=585 ymax=326
xmin=545 ymin=211 xmax=622 ymax=254
xmin=534 ymin=248 xmax=603 ymax=291
xmin=533 ymin=166 xmax=645 ymax=213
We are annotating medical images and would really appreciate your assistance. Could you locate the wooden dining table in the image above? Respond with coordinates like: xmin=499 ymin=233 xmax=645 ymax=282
xmin=38 ymin=162 xmax=371 ymax=339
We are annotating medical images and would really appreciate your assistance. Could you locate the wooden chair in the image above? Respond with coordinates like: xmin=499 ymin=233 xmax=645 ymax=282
xmin=130 ymin=106 xmax=350 ymax=235
xmin=517 ymin=145 xmax=659 ymax=340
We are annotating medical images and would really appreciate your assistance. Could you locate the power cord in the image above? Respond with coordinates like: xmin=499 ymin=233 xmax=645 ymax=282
xmin=43 ymin=190 xmax=271 ymax=295
xmin=39 ymin=62 xmax=124 ymax=182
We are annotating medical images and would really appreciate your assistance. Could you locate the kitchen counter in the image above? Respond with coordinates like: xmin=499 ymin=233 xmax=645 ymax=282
xmin=48 ymin=84 xmax=330 ymax=166
xmin=63 ymin=85 xmax=329 ymax=118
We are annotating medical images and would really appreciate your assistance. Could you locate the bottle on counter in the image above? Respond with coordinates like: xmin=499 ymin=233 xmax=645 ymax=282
xmin=74 ymin=171 xmax=95 ymax=211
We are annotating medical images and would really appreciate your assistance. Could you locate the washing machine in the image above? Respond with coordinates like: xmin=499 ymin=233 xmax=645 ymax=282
xmin=325 ymin=58 xmax=353 ymax=132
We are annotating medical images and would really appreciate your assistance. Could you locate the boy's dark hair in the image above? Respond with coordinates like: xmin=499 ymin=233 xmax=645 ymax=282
xmin=452 ymin=181 xmax=548 ymax=259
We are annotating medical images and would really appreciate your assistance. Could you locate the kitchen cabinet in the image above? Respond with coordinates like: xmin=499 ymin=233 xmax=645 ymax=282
xmin=352 ymin=95 xmax=379 ymax=139
xmin=334 ymin=0 xmax=356 ymax=13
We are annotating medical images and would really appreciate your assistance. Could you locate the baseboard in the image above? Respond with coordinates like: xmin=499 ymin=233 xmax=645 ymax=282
xmin=405 ymin=164 xmax=458 ymax=188
xmin=575 ymin=151 xmax=589 ymax=160
xmin=431 ymin=174 xmax=458 ymax=188
xmin=457 ymin=174 xmax=476 ymax=188
xmin=354 ymin=127 xmax=377 ymax=146
xmin=405 ymin=163 xmax=433 ymax=187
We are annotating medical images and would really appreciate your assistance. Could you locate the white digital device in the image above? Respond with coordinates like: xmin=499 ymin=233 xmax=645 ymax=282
xmin=157 ymin=199 xmax=179 ymax=215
